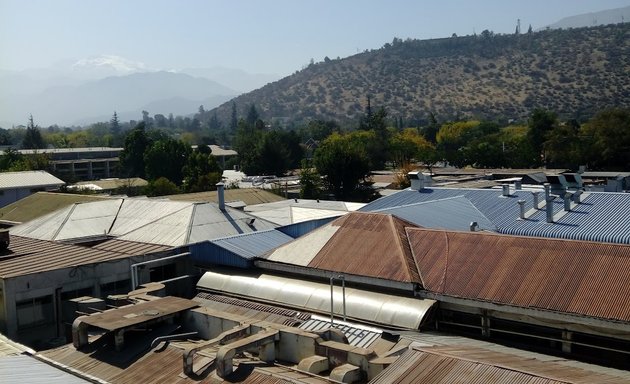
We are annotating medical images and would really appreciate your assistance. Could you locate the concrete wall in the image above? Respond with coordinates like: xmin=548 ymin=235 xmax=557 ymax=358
xmin=1 ymin=253 xmax=192 ymax=348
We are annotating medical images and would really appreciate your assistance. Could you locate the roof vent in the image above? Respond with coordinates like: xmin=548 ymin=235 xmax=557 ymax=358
xmin=563 ymin=192 xmax=572 ymax=212
xmin=515 ymin=180 xmax=522 ymax=190
xmin=408 ymin=171 xmax=424 ymax=191
xmin=502 ymin=184 xmax=510 ymax=197
xmin=572 ymin=190 xmax=583 ymax=204
xmin=546 ymin=196 xmax=555 ymax=223
xmin=517 ymin=200 xmax=526 ymax=219
xmin=469 ymin=221 xmax=478 ymax=232
xmin=543 ymin=183 xmax=551 ymax=201
xmin=531 ymin=191 xmax=541 ymax=209
xmin=216 ymin=182 xmax=225 ymax=211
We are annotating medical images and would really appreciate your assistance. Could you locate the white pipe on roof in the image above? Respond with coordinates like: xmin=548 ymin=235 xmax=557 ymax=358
xmin=130 ymin=252 xmax=190 ymax=289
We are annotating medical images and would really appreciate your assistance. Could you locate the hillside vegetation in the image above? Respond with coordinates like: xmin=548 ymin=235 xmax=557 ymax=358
xmin=213 ymin=23 xmax=630 ymax=125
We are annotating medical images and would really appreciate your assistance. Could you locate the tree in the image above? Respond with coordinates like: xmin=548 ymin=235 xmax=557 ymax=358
xmin=208 ymin=111 xmax=221 ymax=131
xmin=422 ymin=112 xmax=439 ymax=144
xmin=110 ymin=112 xmax=121 ymax=136
xmin=22 ymin=115 xmax=45 ymax=149
xmin=580 ymin=108 xmax=630 ymax=170
xmin=246 ymin=104 xmax=259 ymax=127
xmin=183 ymin=145 xmax=223 ymax=192
xmin=527 ymin=109 xmax=558 ymax=165
xmin=313 ymin=133 xmax=371 ymax=200
xmin=119 ymin=122 xmax=150 ymax=178
xmin=145 ymin=177 xmax=180 ymax=197
xmin=389 ymin=128 xmax=434 ymax=168
xmin=230 ymin=102 xmax=238 ymax=132
xmin=144 ymin=137 xmax=191 ymax=184
xmin=299 ymin=159 xmax=322 ymax=199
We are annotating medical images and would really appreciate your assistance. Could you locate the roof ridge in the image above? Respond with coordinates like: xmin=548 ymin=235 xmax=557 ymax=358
xmin=388 ymin=214 xmax=422 ymax=284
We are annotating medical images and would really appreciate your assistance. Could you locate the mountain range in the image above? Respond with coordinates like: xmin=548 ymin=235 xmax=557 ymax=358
xmin=0 ymin=56 xmax=279 ymax=127
xmin=2 ymin=6 xmax=628 ymax=128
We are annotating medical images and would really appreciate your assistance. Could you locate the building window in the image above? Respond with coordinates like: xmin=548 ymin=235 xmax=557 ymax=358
xmin=16 ymin=295 xmax=54 ymax=329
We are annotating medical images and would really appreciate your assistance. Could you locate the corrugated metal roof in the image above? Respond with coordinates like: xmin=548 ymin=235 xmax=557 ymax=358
xmin=41 ymin=341 xmax=331 ymax=384
xmin=0 ymin=192 xmax=109 ymax=224
xmin=197 ymin=271 xmax=436 ymax=329
xmin=79 ymin=296 xmax=197 ymax=331
xmin=0 ymin=333 xmax=30 ymax=357
xmin=373 ymin=196 xmax=497 ymax=232
xmin=0 ymin=355 xmax=90 ymax=384
xmin=362 ymin=187 xmax=630 ymax=244
xmin=11 ymin=198 xmax=278 ymax=246
xmin=208 ymin=229 xmax=294 ymax=260
xmin=91 ymin=239 xmax=172 ymax=255
xmin=0 ymin=170 xmax=64 ymax=190
xmin=0 ymin=235 xmax=130 ymax=278
xmin=165 ymin=188 xmax=286 ymax=205
xmin=370 ymin=345 xmax=629 ymax=384
xmin=265 ymin=212 xmax=422 ymax=284
xmin=17 ymin=147 xmax=122 ymax=155
xmin=407 ymin=228 xmax=630 ymax=323
xmin=194 ymin=292 xmax=310 ymax=326
xmin=298 ymin=318 xmax=382 ymax=349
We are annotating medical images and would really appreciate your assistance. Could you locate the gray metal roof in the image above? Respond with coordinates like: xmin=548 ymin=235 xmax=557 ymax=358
xmin=0 ymin=355 xmax=90 ymax=384
xmin=0 ymin=170 xmax=64 ymax=190
xmin=16 ymin=147 xmax=122 ymax=155
xmin=362 ymin=187 xmax=630 ymax=244
xmin=299 ymin=317 xmax=382 ymax=349
xmin=11 ymin=198 xmax=277 ymax=246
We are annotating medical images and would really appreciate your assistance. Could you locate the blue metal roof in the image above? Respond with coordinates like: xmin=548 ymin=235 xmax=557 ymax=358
xmin=189 ymin=229 xmax=294 ymax=269
xmin=362 ymin=188 xmax=630 ymax=244
xmin=210 ymin=229 xmax=294 ymax=259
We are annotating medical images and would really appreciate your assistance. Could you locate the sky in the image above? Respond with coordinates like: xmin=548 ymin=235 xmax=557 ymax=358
xmin=1 ymin=0 xmax=629 ymax=77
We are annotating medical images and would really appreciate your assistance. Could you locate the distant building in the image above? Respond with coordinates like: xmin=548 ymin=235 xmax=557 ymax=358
xmin=16 ymin=147 xmax=123 ymax=181
xmin=0 ymin=171 xmax=64 ymax=208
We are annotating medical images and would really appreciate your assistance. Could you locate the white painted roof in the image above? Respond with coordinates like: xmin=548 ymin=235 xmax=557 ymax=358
xmin=0 ymin=171 xmax=64 ymax=190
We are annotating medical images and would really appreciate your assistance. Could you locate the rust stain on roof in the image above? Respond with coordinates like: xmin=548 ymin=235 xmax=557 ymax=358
xmin=0 ymin=235 xmax=131 ymax=278
xmin=371 ymin=345 xmax=629 ymax=384
xmin=79 ymin=296 xmax=197 ymax=331
xmin=407 ymin=228 xmax=630 ymax=322
xmin=307 ymin=212 xmax=421 ymax=283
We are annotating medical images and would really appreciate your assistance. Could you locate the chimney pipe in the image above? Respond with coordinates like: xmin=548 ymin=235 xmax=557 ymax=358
xmin=502 ymin=184 xmax=510 ymax=197
xmin=546 ymin=196 xmax=555 ymax=223
xmin=216 ymin=182 xmax=225 ymax=211
xmin=515 ymin=180 xmax=522 ymax=190
xmin=518 ymin=200 xmax=526 ymax=219
xmin=563 ymin=192 xmax=572 ymax=212
xmin=469 ymin=222 xmax=478 ymax=232
xmin=544 ymin=183 xmax=551 ymax=201
xmin=531 ymin=191 xmax=541 ymax=209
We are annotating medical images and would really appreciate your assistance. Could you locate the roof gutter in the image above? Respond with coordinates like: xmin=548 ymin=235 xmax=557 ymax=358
xmin=254 ymin=260 xmax=417 ymax=293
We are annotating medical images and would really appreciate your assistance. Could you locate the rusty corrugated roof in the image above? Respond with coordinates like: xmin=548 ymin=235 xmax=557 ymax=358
xmin=407 ymin=228 xmax=630 ymax=322
xmin=91 ymin=238 xmax=172 ymax=255
xmin=305 ymin=212 xmax=421 ymax=283
xmin=79 ymin=296 xmax=198 ymax=331
xmin=371 ymin=345 xmax=629 ymax=384
xmin=41 ymin=339 xmax=333 ymax=383
xmin=0 ymin=235 xmax=131 ymax=278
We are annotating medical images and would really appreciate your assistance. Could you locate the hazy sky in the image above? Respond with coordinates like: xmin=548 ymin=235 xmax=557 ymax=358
xmin=1 ymin=0 xmax=629 ymax=76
